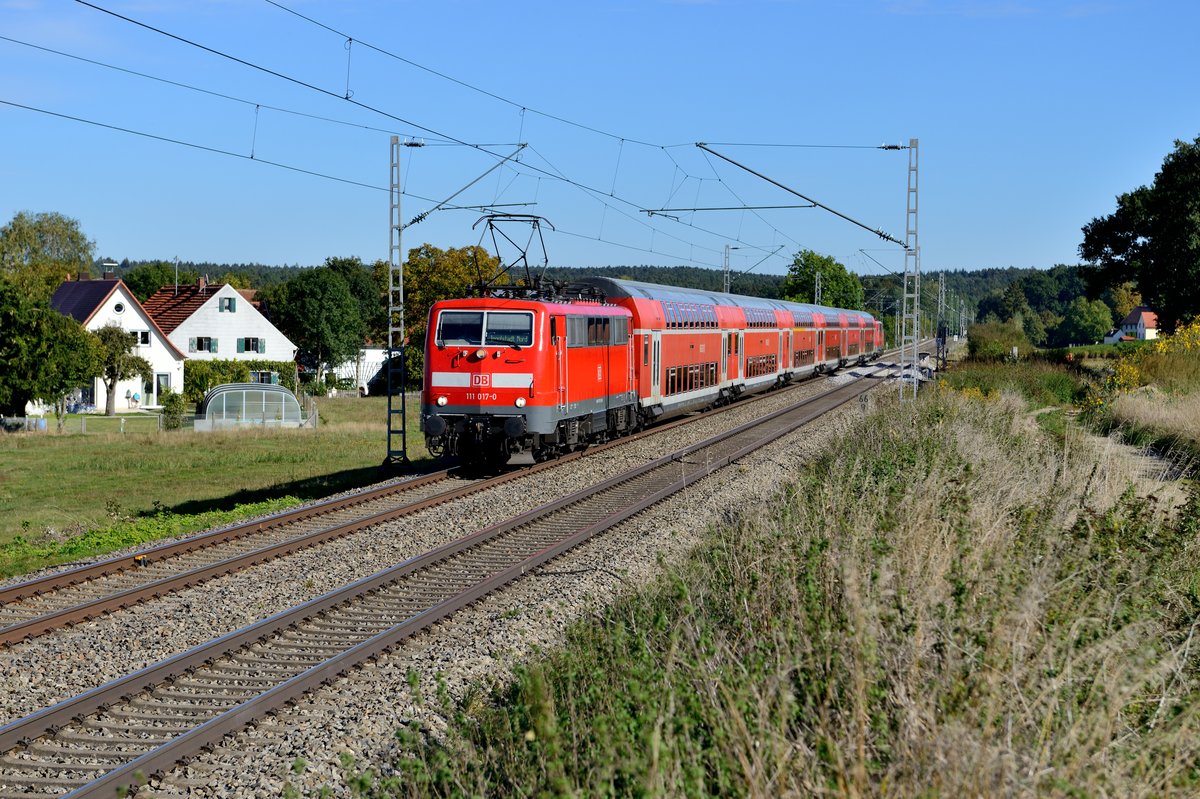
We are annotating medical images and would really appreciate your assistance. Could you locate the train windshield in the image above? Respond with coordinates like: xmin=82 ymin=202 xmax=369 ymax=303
xmin=436 ymin=310 xmax=534 ymax=347
xmin=484 ymin=312 xmax=534 ymax=346
xmin=437 ymin=311 xmax=484 ymax=345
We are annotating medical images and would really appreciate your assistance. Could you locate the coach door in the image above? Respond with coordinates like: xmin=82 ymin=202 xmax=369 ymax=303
xmin=651 ymin=331 xmax=662 ymax=400
xmin=737 ymin=332 xmax=745 ymax=380
xmin=552 ymin=316 xmax=567 ymax=412
xmin=781 ymin=330 xmax=789 ymax=375
xmin=721 ymin=334 xmax=729 ymax=382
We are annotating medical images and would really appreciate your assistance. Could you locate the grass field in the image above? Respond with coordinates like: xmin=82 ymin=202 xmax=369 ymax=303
xmin=339 ymin=389 xmax=1200 ymax=798
xmin=0 ymin=396 xmax=430 ymax=574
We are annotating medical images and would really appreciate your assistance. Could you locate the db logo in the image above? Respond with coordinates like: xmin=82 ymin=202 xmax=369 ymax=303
xmin=472 ymin=374 xmax=491 ymax=387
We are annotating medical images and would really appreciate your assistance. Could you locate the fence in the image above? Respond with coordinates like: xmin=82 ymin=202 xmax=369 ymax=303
xmin=1 ymin=414 xmax=186 ymax=434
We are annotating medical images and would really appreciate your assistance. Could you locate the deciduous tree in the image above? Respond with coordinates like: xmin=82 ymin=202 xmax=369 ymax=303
xmin=780 ymin=250 xmax=864 ymax=310
xmin=268 ymin=268 xmax=363 ymax=377
xmin=1057 ymin=297 xmax=1113 ymax=346
xmin=0 ymin=278 xmax=102 ymax=418
xmin=95 ymin=324 xmax=153 ymax=417
xmin=1081 ymin=136 xmax=1200 ymax=331
xmin=0 ymin=211 xmax=95 ymax=302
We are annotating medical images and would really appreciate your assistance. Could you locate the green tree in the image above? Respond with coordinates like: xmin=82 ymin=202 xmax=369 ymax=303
xmin=123 ymin=261 xmax=199 ymax=302
xmin=325 ymin=256 xmax=387 ymax=344
xmin=0 ymin=211 xmax=96 ymax=302
xmin=0 ymin=279 xmax=102 ymax=418
xmin=95 ymin=324 xmax=153 ymax=417
xmin=40 ymin=313 xmax=103 ymax=431
xmin=780 ymin=250 xmax=863 ymax=310
xmin=1081 ymin=136 xmax=1200 ymax=331
xmin=1057 ymin=297 xmax=1113 ymax=345
xmin=1103 ymin=281 xmax=1142 ymax=322
xmin=269 ymin=268 xmax=364 ymax=377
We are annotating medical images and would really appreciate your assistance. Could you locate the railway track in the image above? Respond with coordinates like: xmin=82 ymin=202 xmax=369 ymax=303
xmin=0 ymin=371 xmax=882 ymax=798
xmin=0 ymin=362 xmax=888 ymax=648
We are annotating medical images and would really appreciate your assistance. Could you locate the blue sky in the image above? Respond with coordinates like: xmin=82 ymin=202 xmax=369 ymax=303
xmin=2 ymin=0 xmax=1198 ymax=282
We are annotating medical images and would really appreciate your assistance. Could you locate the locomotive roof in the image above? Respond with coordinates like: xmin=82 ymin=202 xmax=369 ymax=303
xmin=574 ymin=277 xmax=875 ymax=322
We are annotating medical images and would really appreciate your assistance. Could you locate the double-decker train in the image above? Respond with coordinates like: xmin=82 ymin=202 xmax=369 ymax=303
xmin=421 ymin=277 xmax=883 ymax=466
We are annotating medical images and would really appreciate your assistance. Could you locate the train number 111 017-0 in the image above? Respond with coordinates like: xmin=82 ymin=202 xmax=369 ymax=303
xmin=466 ymin=392 xmax=498 ymax=401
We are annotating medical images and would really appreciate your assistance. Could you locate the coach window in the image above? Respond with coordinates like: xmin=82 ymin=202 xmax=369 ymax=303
xmin=567 ymin=316 xmax=587 ymax=348
xmin=613 ymin=317 xmax=629 ymax=345
xmin=643 ymin=338 xmax=649 ymax=365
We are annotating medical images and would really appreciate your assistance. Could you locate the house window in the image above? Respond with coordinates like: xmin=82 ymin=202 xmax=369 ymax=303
xmin=113 ymin=302 xmax=125 ymax=314
xmin=219 ymin=296 xmax=237 ymax=312
xmin=190 ymin=337 xmax=217 ymax=353
xmin=136 ymin=331 xmax=150 ymax=346
xmin=239 ymin=337 xmax=264 ymax=354
xmin=250 ymin=370 xmax=277 ymax=385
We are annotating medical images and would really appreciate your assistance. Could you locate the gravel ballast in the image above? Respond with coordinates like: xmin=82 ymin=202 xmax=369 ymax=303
xmin=0 ymin=373 xmax=880 ymax=795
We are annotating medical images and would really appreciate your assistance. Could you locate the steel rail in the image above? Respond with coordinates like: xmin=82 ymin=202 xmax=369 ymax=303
xmin=0 ymin=364 xmax=874 ymax=646
xmin=0 ymin=374 xmax=881 ymax=798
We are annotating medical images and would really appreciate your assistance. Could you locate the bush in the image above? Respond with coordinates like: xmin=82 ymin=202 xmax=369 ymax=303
xmin=182 ymin=359 xmax=298 ymax=403
xmin=160 ymin=389 xmax=186 ymax=430
xmin=966 ymin=321 xmax=1032 ymax=361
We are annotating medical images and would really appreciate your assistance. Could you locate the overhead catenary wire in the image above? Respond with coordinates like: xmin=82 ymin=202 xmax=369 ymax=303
xmin=54 ymin=0 xmax=911 ymax=274
xmin=0 ymin=34 xmax=461 ymax=144
xmin=71 ymin=0 xmax=784 ymax=266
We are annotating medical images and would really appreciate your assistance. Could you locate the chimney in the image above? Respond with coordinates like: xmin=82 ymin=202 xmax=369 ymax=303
xmin=101 ymin=260 xmax=118 ymax=280
xmin=198 ymin=275 xmax=207 ymax=294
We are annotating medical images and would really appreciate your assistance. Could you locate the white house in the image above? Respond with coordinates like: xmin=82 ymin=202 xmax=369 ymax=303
xmin=143 ymin=281 xmax=297 ymax=383
xmin=50 ymin=277 xmax=186 ymax=411
xmin=331 ymin=346 xmax=388 ymax=394
xmin=1103 ymin=306 xmax=1159 ymax=344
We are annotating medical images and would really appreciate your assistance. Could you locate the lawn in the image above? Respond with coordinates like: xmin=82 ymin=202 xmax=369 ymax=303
xmin=0 ymin=395 xmax=431 ymax=556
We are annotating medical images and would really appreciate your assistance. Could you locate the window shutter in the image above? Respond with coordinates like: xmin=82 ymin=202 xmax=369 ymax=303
xmin=230 ymin=297 xmax=237 ymax=312
xmin=237 ymin=338 xmax=245 ymax=354
xmin=211 ymin=338 xmax=218 ymax=354
xmin=258 ymin=340 xmax=266 ymax=354
xmin=189 ymin=338 xmax=196 ymax=353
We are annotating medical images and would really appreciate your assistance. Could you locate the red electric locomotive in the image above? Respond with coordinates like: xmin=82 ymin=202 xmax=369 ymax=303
xmin=421 ymin=277 xmax=882 ymax=466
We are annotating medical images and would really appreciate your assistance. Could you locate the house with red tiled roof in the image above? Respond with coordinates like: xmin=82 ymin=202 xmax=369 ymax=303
xmin=143 ymin=280 xmax=297 ymax=382
xmin=50 ymin=277 xmax=186 ymax=412
xmin=1103 ymin=305 xmax=1159 ymax=344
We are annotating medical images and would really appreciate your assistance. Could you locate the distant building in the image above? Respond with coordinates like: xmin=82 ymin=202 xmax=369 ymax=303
xmin=1103 ymin=306 xmax=1159 ymax=344
xmin=143 ymin=279 xmax=297 ymax=383
xmin=50 ymin=277 xmax=186 ymax=411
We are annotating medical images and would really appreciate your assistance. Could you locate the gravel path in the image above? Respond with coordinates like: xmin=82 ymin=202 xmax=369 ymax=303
xmin=0 ymin=373 xmax=879 ymax=795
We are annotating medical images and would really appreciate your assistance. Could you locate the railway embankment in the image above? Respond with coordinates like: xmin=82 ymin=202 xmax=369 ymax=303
xmin=325 ymin=384 xmax=1198 ymax=797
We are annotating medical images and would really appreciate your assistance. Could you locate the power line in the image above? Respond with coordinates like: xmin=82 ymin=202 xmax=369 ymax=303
xmin=262 ymin=0 xmax=664 ymax=149
xmin=73 ymin=0 xmax=785 ymax=266
xmin=0 ymin=34 xmax=461 ymax=145
xmin=0 ymin=98 xmax=388 ymax=193
xmin=258 ymin=1 xmax=808 ymax=257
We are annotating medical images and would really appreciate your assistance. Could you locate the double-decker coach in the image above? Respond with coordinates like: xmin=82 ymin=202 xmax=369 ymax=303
xmin=421 ymin=278 xmax=882 ymax=466
xmin=572 ymin=277 xmax=882 ymax=424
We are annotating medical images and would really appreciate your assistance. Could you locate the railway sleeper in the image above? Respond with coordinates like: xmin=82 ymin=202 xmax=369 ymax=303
xmin=0 ymin=755 xmax=112 ymax=772
xmin=52 ymin=728 xmax=173 ymax=746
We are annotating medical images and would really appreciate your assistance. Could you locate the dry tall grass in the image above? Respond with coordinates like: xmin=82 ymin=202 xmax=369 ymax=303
xmin=372 ymin=387 xmax=1200 ymax=799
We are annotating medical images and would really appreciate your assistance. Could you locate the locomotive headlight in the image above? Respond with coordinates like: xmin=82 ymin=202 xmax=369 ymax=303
xmin=514 ymin=397 xmax=527 ymax=408
xmin=436 ymin=395 xmax=449 ymax=406
xmin=474 ymin=349 xmax=487 ymax=360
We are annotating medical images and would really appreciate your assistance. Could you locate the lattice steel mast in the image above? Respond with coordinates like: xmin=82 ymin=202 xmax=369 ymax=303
xmin=386 ymin=136 xmax=408 ymax=467
xmin=900 ymin=138 xmax=921 ymax=400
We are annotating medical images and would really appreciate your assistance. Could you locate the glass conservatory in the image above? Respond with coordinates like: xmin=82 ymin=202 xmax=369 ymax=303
xmin=194 ymin=383 xmax=310 ymax=431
